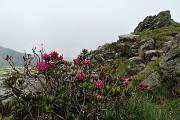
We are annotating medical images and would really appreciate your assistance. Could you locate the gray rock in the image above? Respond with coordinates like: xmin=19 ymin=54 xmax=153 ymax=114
xmin=163 ymin=41 xmax=173 ymax=53
xmin=142 ymin=71 xmax=160 ymax=88
xmin=165 ymin=46 xmax=180 ymax=61
xmin=139 ymin=39 xmax=155 ymax=51
xmin=118 ymin=34 xmax=139 ymax=42
xmin=0 ymin=89 xmax=13 ymax=101
xmin=115 ymin=53 xmax=121 ymax=58
xmin=94 ymin=54 xmax=105 ymax=62
xmin=151 ymin=56 xmax=159 ymax=61
xmin=172 ymin=32 xmax=180 ymax=44
xmin=160 ymin=57 xmax=180 ymax=76
xmin=162 ymin=33 xmax=180 ymax=62
xmin=129 ymin=56 xmax=143 ymax=63
xmin=144 ymin=50 xmax=160 ymax=61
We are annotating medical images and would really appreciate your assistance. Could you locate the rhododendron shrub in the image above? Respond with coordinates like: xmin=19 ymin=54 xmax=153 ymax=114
xmin=3 ymin=48 xmax=142 ymax=120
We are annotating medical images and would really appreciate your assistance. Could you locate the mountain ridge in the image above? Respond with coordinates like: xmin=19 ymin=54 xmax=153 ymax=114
xmin=0 ymin=45 xmax=24 ymax=66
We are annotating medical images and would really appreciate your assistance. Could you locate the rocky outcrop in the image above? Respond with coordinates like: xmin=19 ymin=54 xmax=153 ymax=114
xmin=134 ymin=10 xmax=179 ymax=33
xmin=160 ymin=32 xmax=180 ymax=77
xmin=142 ymin=33 xmax=180 ymax=96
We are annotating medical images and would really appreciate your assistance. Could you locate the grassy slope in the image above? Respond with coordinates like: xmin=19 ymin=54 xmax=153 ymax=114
xmin=110 ymin=25 xmax=180 ymax=119
xmin=135 ymin=25 xmax=180 ymax=41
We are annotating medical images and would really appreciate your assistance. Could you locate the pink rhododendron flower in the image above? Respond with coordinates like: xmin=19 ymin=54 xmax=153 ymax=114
xmin=37 ymin=62 xmax=49 ymax=72
xmin=73 ymin=59 xmax=78 ymax=65
xmin=120 ymin=77 xmax=125 ymax=82
xmin=139 ymin=82 xmax=148 ymax=89
xmin=42 ymin=53 xmax=50 ymax=62
xmin=76 ymin=73 xmax=81 ymax=80
xmin=76 ymin=72 xmax=86 ymax=80
xmin=85 ymin=59 xmax=91 ymax=66
xmin=81 ymin=72 xmax=86 ymax=80
xmin=94 ymin=79 xmax=104 ymax=89
xmin=123 ymin=80 xmax=129 ymax=85
xmin=49 ymin=51 xmax=58 ymax=58
xmin=58 ymin=55 xmax=63 ymax=60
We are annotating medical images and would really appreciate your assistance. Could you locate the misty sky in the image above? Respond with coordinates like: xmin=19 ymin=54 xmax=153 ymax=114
xmin=0 ymin=0 xmax=180 ymax=57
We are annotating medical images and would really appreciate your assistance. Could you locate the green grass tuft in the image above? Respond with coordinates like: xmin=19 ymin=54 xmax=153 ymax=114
xmin=133 ymin=58 xmax=161 ymax=81
xmin=127 ymin=95 xmax=179 ymax=120
xmin=135 ymin=25 xmax=180 ymax=41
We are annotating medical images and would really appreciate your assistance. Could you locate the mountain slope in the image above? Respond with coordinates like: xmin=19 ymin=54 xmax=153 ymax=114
xmin=0 ymin=46 xmax=24 ymax=66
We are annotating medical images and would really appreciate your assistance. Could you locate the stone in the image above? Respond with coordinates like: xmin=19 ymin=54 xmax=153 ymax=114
xmin=160 ymin=58 xmax=180 ymax=76
xmin=118 ymin=34 xmax=140 ymax=42
xmin=151 ymin=56 xmax=159 ymax=61
xmin=142 ymin=71 xmax=160 ymax=88
xmin=144 ymin=50 xmax=160 ymax=61
xmin=0 ymin=89 xmax=13 ymax=101
xmin=172 ymin=32 xmax=180 ymax=44
xmin=139 ymin=39 xmax=155 ymax=51
xmin=163 ymin=33 xmax=180 ymax=61
xmin=163 ymin=41 xmax=173 ymax=53
xmin=165 ymin=46 xmax=180 ymax=61
xmin=129 ymin=56 xmax=143 ymax=63
xmin=132 ymin=41 xmax=144 ymax=49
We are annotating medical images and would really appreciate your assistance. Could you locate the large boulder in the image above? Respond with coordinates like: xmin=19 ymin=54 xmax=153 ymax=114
xmin=118 ymin=34 xmax=140 ymax=43
xmin=134 ymin=10 xmax=179 ymax=33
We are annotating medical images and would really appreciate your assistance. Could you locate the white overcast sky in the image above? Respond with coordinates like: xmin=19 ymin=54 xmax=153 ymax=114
xmin=0 ymin=0 xmax=180 ymax=57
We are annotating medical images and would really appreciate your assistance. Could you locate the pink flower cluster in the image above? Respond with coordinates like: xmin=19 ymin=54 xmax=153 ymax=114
xmin=42 ymin=51 xmax=63 ymax=62
xmin=37 ymin=51 xmax=64 ymax=72
xmin=73 ymin=59 xmax=78 ymax=65
xmin=76 ymin=72 xmax=86 ymax=81
xmin=94 ymin=79 xmax=104 ymax=89
xmin=49 ymin=51 xmax=58 ymax=58
xmin=73 ymin=59 xmax=91 ymax=66
xmin=84 ymin=59 xmax=91 ymax=66
xmin=119 ymin=77 xmax=133 ymax=85
xmin=37 ymin=62 xmax=49 ymax=72
xmin=42 ymin=53 xmax=51 ymax=62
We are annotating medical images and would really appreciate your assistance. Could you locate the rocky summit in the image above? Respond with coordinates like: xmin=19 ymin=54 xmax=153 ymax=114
xmin=134 ymin=10 xmax=180 ymax=33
